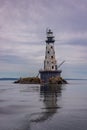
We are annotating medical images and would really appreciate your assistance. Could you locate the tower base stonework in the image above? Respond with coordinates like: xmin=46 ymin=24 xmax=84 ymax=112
xmin=39 ymin=70 xmax=62 ymax=83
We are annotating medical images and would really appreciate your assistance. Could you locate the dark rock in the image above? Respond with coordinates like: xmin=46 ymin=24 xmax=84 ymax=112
xmin=48 ymin=77 xmax=67 ymax=84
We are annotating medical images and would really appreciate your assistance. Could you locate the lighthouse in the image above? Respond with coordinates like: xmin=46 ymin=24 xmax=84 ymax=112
xmin=44 ymin=29 xmax=57 ymax=71
xmin=39 ymin=29 xmax=62 ymax=83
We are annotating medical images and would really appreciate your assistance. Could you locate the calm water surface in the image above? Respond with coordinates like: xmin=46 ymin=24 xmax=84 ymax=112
xmin=0 ymin=80 xmax=87 ymax=130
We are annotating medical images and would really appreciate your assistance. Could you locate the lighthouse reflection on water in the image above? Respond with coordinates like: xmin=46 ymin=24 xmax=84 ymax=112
xmin=31 ymin=84 xmax=63 ymax=123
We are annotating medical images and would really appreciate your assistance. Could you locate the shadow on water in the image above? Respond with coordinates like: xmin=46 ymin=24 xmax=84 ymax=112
xmin=30 ymin=84 xmax=63 ymax=123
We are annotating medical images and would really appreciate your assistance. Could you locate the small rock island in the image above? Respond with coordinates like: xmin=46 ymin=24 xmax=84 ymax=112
xmin=14 ymin=29 xmax=67 ymax=85
xmin=14 ymin=76 xmax=67 ymax=84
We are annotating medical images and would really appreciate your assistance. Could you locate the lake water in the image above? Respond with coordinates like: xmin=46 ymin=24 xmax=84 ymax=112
xmin=0 ymin=80 xmax=87 ymax=130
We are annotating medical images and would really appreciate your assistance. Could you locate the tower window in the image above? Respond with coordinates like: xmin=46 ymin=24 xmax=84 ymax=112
xmin=48 ymin=51 xmax=49 ymax=54
xmin=51 ymin=56 xmax=53 ymax=58
xmin=51 ymin=46 xmax=53 ymax=49
xmin=52 ymin=66 xmax=54 ymax=69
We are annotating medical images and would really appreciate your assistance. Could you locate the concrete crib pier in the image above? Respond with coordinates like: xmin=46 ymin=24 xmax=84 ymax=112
xmin=39 ymin=70 xmax=62 ymax=83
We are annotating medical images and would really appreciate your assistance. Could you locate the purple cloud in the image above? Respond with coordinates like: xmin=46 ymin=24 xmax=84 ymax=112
xmin=0 ymin=0 xmax=87 ymax=78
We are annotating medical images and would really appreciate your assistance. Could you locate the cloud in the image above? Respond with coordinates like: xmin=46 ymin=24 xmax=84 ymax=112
xmin=55 ymin=44 xmax=87 ymax=64
xmin=0 ymin=0 xmax=87 ymax=78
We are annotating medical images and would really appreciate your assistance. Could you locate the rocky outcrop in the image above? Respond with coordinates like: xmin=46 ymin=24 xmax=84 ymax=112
xmin=14 ymin=76 xmax=67 ymax=84
xmin=14 ymin=77 xmax=41 ymax=84
xmin=48 ymin=77 xmax=67 ymax=84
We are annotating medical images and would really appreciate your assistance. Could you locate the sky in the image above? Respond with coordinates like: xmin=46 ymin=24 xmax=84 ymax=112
xmin=0 ymin=0 xmax=87 ymax=79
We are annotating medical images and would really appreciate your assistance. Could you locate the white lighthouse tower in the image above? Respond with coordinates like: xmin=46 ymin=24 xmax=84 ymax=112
xmin=39 ymin=29 xmax=61 ymax=82
xmin=44 ymin=29 xmax=57 ymax=71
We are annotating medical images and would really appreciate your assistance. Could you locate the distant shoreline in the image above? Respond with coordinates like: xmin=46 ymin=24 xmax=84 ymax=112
xmin=65 ymin=79 xmax=87 ymax=80
xmin=0 ymin=78 xmax=18 ymax=81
